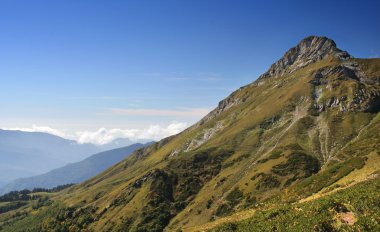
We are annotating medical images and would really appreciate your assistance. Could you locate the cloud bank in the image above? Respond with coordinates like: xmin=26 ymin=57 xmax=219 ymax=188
xmin=75 ymin=122 xmax=188 ymax=144
xmin=3 ymin=122 xmax=189 ymax=145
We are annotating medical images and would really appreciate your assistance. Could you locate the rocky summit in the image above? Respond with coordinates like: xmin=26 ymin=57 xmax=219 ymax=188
xmin=1 ymin=36 xmax=379 ymax=232
xmin=259 ymin=36 xmax=352 ymax=79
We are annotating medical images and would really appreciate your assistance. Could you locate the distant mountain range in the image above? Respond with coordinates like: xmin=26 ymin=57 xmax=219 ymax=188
xmin=0 ymin=143 xmax=150 ymax=194
xmin=0 ymin=129 xmax=148 ymax=187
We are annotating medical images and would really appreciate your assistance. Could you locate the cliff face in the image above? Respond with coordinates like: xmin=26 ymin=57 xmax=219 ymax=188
xmin=1 ymin=36 xmax=380 ymax=232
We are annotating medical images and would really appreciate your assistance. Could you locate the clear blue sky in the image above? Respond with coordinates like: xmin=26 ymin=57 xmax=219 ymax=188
xmin=0 ymin=0 xmax=379 ymax=143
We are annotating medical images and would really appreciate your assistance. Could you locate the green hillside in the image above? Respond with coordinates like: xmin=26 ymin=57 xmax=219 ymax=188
xmin=1 ymin=36 xmax=379 ymax=232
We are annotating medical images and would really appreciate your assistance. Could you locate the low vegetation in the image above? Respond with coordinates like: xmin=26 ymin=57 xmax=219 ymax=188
xmin=211 ymin=177 xmax=380 ymax=232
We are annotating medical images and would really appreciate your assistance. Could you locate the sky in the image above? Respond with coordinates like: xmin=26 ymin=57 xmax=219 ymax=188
xmin=0 ymin=0 xmax=379 ymax=144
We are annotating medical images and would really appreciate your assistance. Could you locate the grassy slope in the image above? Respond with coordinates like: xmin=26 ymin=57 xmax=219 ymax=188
xmin=207 ymin=176 xmax=380 ymax=232
xmin=186 ymin=142 xmax=380 ymax=231
xmin=1 ymin=58 xmax=379 ymax=232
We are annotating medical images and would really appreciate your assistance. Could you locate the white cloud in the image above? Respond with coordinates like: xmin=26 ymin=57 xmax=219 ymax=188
xmin=4 ymin=125 xmax=67 ymax=138
xmin=109 ymin=107 xmax=210 ymax=117
xmin=2 ymin=122 xmax=190 ymax=145
xmin=1 ymin=107 xmax=211 ymax=145
xmin=76 ymin=122 xmax=189 ymax=144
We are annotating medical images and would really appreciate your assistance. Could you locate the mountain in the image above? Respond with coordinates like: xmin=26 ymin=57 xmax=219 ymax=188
xmin=1 ymin=36 xmax=379 ymax=231
xmin=0 ymin=130 xmax=147 ymax=187
xmin=0 ymin=143 xmax=150 ymax=194
xmin=0 ymin=130 xmax=100 ymax=187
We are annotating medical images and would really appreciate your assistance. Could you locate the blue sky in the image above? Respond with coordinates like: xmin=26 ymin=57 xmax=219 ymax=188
xmin=0 ymin=0 xmax=379 ymax=143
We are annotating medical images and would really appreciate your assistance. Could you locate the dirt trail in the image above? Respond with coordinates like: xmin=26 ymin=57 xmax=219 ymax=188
xmin=182 ymin=208 xmax=256 ymax=232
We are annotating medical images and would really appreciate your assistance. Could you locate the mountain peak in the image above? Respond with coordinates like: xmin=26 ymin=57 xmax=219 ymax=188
xmin=259 ymin=36 xmax=352 ymax=79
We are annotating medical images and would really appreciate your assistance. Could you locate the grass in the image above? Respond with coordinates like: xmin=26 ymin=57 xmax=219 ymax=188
xmin=208 ymin=177 xmax=380 ymax=232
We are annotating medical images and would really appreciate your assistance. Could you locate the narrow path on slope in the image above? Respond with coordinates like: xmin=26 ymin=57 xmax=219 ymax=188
xmin=182 ymin=208 xmax=256 ymax=232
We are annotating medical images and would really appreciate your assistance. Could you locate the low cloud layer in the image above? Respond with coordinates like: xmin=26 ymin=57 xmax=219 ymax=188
xmin=75 ymin=122 xmax=189 ymax=144
xmin=3 ymin=122 xmax=189 ymax=145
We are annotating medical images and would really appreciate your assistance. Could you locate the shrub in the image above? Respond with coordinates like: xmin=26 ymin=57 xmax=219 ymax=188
xmin=255 ymin=174 xmax=281 ymax=191
xmin=271 ymin=153 xmax=320 ymax=177
xmin=215 ymin=188 xmax=244 ymax=217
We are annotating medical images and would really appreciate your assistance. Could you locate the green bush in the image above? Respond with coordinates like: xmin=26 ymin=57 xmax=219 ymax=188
xmin=272 ymin=153 xmax=320 ymax=177
xmin=255 ymin=174 xmax=280 ymax=191
xmin=215 ymin=188 xmax=243 ymax=217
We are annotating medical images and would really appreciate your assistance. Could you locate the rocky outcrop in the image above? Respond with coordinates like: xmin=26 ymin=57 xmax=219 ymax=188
xmin=184 ymin=121 xmax=225 ymax=152
xmin=310 ymin=62 xmax=380 ymax=113
xmin=259 ymin=36 xmax=352 ymax=79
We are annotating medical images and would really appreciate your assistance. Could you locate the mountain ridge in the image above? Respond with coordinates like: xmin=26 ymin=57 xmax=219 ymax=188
xmin=0 ymin=129 xmax=148 ymax=188
xmin=1 ymin=36 xmax=379 ymax=232
xmin=197 ymin=36 xmax=354 ymax=128
xmin=0 ymin=143 xmax=150 ymax=195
